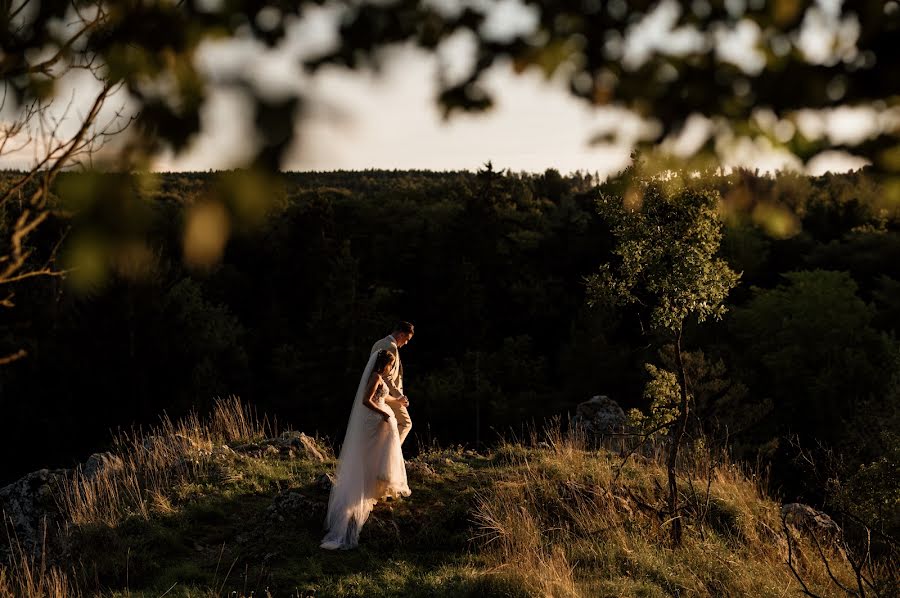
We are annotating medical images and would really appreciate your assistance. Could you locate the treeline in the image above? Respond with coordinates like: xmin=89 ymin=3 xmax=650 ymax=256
xmin=0 ymin=167 xmax=897 ymax=532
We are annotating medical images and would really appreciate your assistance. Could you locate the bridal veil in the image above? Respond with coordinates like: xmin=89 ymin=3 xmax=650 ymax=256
xmin=321 ymin=352 xmax=410 ymax=550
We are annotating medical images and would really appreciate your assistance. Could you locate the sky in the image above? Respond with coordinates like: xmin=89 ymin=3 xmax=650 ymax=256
xmin=0 ymin=0 xmax=874 ymax=176
xmin=150 ymin=2 xmax=654 ymax=176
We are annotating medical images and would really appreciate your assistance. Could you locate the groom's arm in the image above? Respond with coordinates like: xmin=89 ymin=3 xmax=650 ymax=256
xmin=371 ymin=341 xmax=404 ymax=399
xmin=384 ymin=347 xmax=407 ymax=402
xmin=383 ymin=377 xmax=403 ymax=398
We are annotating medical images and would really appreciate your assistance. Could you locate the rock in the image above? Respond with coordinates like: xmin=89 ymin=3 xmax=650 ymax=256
xmin=233 ymin=433 xmax=327 ymax=461
xmin=781 ymin=503 xmax=841 ymax=538
xmin=83 ymin=452 xmax=125 ymax=479
xmin=405 ymin=461 xmax=436 ymax=477
xmin=298 ymin=434 xmax=326 ymax=462
xmin=233 ymin=442 xmax=263 ymax=457
xmin=571 ymin=395 xmax=626 ymax=439
xmin=280 ymin=431 xmax=303 ymax=442
xmin=280 ymin=431 xmax=326 ymax=462
xmin=0 ymin=468 xmax=69 ymax=555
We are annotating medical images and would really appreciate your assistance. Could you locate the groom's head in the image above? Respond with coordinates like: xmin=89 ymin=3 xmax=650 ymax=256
xmin=392 ymin=321 xmax=414 ymax=348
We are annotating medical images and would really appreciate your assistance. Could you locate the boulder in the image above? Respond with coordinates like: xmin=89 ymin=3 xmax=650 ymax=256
xmin=571 ymin=395 xmax=626 ymax=438
xmin=83 ymin=452 xmax=125 ymax=479
xmin=0 ymin=468 xmax=69 ymax=555
xmin=405 ymin=461 xmax=436 ymax=477
xmin=278 ymin=431 xmax=326 ymax=462
xmin=233 ymin=432 xmax=327 ymax=461
xmin=233 ymin=442 xmax=264 ymax=457
xmin=781 ymin=503 xmax=841 ymax=539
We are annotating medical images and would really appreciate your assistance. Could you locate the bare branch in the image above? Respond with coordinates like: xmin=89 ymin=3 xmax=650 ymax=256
xmin=1 ymin=12 xmax=103 ymax=80
xmin=0 ymin=350 xmax=27 ymax=366
xmin=0 ymin=84 xmax=112 ymax=208
xmin=0 ymin=268 xmax=69 ymax=287
xmin=783 ymin=513 xmax=824 ymax=598
xmin=809 ymin=531 xmax=859 ymax=596
xmin=610 ymin=420 xmax=673 ymax=483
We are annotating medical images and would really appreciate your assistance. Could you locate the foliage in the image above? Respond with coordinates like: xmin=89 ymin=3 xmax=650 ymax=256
xmin=586 ymin=164 xmax=740 ymax=545
xmin=840 ymin=436 xmax=900 ymax=547
xmin=8 ymin=1 xmax=900 ymax=170
xmin=730 ymin=270 xmax=894 ymax=447
xmin=631 ymin=363 xmax=680 ymax=436
xmin=0 ymin=167 xmax=898 ymax=550
xmin=4 ymin=2 xmax=900 ymax=307
xmin=587 ymin=171 xmax=740 ymax=333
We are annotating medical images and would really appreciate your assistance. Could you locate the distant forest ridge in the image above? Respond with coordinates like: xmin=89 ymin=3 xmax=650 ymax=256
xmin=0 ymin=168 xmax=897 ymax=517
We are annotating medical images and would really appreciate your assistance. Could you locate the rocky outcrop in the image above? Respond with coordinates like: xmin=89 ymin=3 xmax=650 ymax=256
xmin=0 ymin=468 xmax=68 ymax=556
xmin=2 ymin=429 xmax=330 ymax=560
xmin=233 ymin=431 xmax=327 ymax=461
xmin=781 ymin=503 xmax=842 ymax=539
xmin=83 ymin=452 xmax=125 ymax=479
xmin=571 ymin=395 xmax=627 ymax=439
xmin=405 ymin=461 xmax=437 ymax=478
xmin=278 ymin=431 xmax=327 ymax=462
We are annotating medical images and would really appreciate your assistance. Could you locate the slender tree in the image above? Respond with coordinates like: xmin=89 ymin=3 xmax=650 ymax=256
xmin=587 ymin=165 xmax=740 ymax=546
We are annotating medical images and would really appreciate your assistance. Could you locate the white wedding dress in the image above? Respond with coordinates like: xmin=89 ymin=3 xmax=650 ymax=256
xmin=321 ymin=352 xmax=411 ymax=550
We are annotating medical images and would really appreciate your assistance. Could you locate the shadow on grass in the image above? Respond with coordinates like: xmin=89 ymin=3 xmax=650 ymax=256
xmin=66 ymin=452 xmax=494 ymax=597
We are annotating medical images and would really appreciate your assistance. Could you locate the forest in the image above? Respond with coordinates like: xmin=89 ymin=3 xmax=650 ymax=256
xmin=1 ymin=165 xmax=897 ymax=550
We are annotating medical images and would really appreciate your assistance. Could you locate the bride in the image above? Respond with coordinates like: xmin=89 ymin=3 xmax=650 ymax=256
xmin=321 ymin=349 xmax=411 ymax=550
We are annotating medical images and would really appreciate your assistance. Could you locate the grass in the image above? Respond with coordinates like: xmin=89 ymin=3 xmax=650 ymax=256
xmin=1 ymin=399 xmax=887 ymax=597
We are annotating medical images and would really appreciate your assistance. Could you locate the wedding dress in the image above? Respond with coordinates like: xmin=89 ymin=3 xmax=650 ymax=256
xmin=321 ymin=352 xmax=411 ymax=550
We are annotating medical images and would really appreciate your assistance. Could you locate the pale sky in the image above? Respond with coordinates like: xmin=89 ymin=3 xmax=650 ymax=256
xmin=0 ymin=0 xmax=875 ymax=176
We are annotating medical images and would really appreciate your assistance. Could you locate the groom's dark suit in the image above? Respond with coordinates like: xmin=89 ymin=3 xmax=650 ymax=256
xmin=370 ymin=335 xmax=412 ymax=444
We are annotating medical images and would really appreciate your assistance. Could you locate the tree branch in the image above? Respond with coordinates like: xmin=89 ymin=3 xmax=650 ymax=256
xmin=0 ymin=350 xmax=27 ymax=366
xmin=783 ymin=513 xmax=824 ymax=598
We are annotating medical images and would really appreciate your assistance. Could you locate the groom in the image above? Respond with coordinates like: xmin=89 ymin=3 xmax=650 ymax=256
xmin=370 ymin=321 xmax=414 ymax=445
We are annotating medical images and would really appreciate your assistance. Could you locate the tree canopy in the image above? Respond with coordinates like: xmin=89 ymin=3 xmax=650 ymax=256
xmin=4 ymin=1 xmax=900 ymax=171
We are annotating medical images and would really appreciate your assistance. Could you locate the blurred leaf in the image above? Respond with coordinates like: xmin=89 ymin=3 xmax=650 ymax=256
xmin=64 ymin=234 xmax=108 ymax=294
xmin=751 ymin=201 xmax=800 ymax=239
xmin=183 ymin=201 xmax=230 ymax=268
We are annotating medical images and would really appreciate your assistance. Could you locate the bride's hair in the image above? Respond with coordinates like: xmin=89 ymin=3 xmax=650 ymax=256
xmin=373 ymin=349 xmax=394 ymax=373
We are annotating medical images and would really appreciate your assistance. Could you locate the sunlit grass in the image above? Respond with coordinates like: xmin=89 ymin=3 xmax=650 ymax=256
xmin=0 ymin=405 xmax=877 ymax=597
xmin=57 ymin=396 xmax=273 ymax=527
xmin=472 ymin=426 xmax=860 ymax=597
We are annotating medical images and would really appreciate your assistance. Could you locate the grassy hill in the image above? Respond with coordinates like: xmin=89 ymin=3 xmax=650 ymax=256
xmin=0 ymin=399 xmax=870 ymax=597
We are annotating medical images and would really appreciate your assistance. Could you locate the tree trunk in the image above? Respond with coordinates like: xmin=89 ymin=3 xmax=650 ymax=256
xmin=668 ymin=328 xmax=690 ymax=547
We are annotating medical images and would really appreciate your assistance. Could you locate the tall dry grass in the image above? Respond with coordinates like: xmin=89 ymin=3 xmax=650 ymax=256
xmin=0 ymin=533 xmax=79 ymax=598
xmin=475 ymin=424 xmax=862 ymax=597
xmin=2 ymin=397 xmax=273 ymax=596
xmin=57 ymin=396 xmax=271 ymax=527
